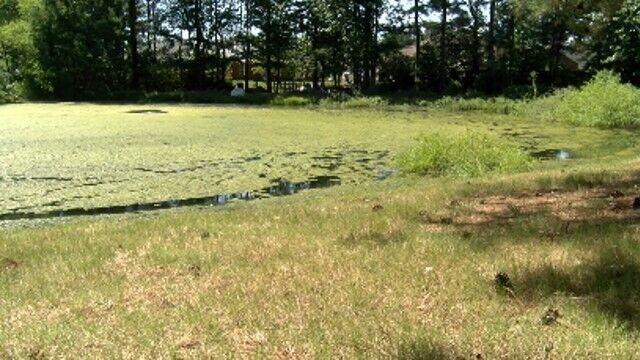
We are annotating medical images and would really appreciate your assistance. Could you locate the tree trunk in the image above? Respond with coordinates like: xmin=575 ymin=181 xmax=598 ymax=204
xmin=352 ymin=2 xmax=361 ymax=88
xmin=152 ymin=1 xmax=157 ymax=60
xmin=549 ymin=10 xmax=566 ymax=86
xmin=370 ymin=4 xmax=379 ymax=88
xmin=487 ymin=0 xmax=496 ymax=93
xmin=505 ymin=7 xmax=515 ymax=87
xmin=194 ymin=0 xmax=205 ymax=88
xmin=219 ymin=34 xmax=226 ymax=83
xmin=362 ymin=3 xmax=372 ymax=89
xmin=466 ymin=0 xmax=481 ymax=89
xmin=244 ymin=0 xmax=251 ymax=91
xmin=265 ymin=50 xmax=272 ymax=93
xmin=311 ymin=24 xmax=319 ymax=89
xmin=146 ymin=0 xmax=151 ymax=56
xmin=265 ymin=1 xmax=273 ymax=93
xmin=266 ymin=61 xmax=272 ymax=93
xmin=128 ymin=0 xmax=140 ymax=89
xmin=439 ymin=0 xmax=448 ymax=91
xmin=414 ymin=0 xmax=420 ymax=87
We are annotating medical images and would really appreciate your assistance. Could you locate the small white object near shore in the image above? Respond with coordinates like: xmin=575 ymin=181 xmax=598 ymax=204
xmin=230 ymin=85 xmax=245 ymax=97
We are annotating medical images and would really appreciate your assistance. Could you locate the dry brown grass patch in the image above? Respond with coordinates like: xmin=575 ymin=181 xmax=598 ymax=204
xmin=426 ymin=187 xmax=640 ymax=227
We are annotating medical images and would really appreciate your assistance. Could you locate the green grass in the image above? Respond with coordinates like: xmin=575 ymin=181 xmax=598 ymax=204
xmin=396 ymin=132 xmax=533 ymax=177
xmin=1 ymin=103 xmax=640 ymax=357
xmin=270 ymin=95 xmax=313 ymax=106
xmin=422 ymin=96 xmax=519 ymax=114
xmin=2 ymin=158 xmax=640 ymax=357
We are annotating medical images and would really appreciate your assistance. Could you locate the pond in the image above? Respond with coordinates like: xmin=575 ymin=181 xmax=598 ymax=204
xmin=0 ymin=103 xmax=630 ymax=222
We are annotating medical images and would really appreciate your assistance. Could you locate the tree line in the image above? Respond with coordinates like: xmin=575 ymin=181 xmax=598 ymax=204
xmin=1 ymin=0 xmax=638 ymax=99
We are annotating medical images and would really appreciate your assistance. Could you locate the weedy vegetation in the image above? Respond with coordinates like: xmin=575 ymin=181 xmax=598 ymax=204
xmin=537 ymin=71 xmax=640 ymax=128
xmin=396 ymin=132 xmax=533 ymax=178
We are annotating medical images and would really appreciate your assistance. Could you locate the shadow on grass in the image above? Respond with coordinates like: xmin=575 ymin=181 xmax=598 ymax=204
xmin=448 ymin=205 xmax=640 ymax=330
xmin=430 ymin=168 xmax=640 ymax=251
xmin=427 ymin=179 xmax=640 ymax=331
xmin=515 ymin=249 xmax=640 ymax=330
xmin=396 ymin=338 xmax=454 ymax=360
xmin=452 ymin=214 xmax=639 ymax=252
xmin=552 ymin=168 xmax=640 ymax=190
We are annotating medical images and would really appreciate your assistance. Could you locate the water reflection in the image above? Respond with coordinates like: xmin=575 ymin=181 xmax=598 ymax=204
xmin=531 ymin=149 xmax=573 ymax=160
xmin=126 ymin=109 xmax=168 ymax=114
xmin=0 ymin=176 xmax=342 ymax=221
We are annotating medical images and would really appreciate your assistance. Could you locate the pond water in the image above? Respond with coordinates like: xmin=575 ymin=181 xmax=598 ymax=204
xmin=2 ymin=103 xmax=631 ymax=224
xmin=530 ymin=149 xmax=573 ymax=160
xmin=0 ymin=141 xmax=395 ymax=221
xmin=126 ymin=109 xmax=169 ymax=114
xmin=0 ymin=176 xmax=343 ymax=221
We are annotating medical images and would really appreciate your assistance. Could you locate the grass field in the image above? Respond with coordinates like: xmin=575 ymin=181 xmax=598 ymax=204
xmin=1 ymin=103 xmax=640 ymax=358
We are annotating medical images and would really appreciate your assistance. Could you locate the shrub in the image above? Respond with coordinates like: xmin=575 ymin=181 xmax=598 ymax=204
xmin=530 ymin=71 xmax=640 ymax=128
xmin=341 ymin=96 xmax=388 ymax=108
xmin=0 ymin=70 xmax=24 ymax=103
xmin=396 ymin=132 xmax=533 ymax=178
xmin=420 ymin=96 xmax=519 ymax=114
xmin=270 ymin=95 xmax=312 ymax=106
xmin=317 ymin=93 xmax=348 ymax=108
xmin=317 ymin=95 xmax=388 ymax=109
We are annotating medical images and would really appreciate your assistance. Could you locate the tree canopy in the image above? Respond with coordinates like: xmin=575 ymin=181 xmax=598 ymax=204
xmin=1 ymin=0 xmax=638 ymax=99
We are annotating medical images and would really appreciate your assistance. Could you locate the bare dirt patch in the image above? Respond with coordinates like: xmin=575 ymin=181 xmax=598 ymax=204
xmin=419 ymin=187 xmax=640 ymax=231
xmin=1 ymin=257 xmax=19 ymax=272
xmin=467 ymin=188 xmax=640 ymax=224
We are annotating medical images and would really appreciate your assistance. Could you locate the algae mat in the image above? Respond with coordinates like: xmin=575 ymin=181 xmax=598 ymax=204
xmin=0 ymin=103 xmax=631 ymax=217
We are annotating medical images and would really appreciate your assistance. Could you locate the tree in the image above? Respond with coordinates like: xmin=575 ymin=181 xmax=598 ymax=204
xmin=128 ymin=0 xmax=140 ymax=89
xmin=486 ymin=0 xmax=497 ymax=91
xmin=466 ymin=0 xmax=483 ymax=89
xmin=253 ymin=0 xmax=294 ymax=92
xmin=428 ymin=0 xmax=463 ymax=91
xmin=413 ymin=0 xmax=422 ymax=86
xmin=32 ymin=0 xmax=128 ymax=98
xmin=1 ymin=0 xmax=636 ymax=100
xmin=589 ymin=0 xmax=640 ymax=85
xmin=242 ymin=0 xmax=253 ymax=90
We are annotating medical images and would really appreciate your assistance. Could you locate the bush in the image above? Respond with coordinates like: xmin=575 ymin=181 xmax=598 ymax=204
xmin=341 ymin=96 xmax=388 ymax=108
xmin=531 ymin=71 xmax=640 ymax=128
xmin=0 ymin=85 xmax=23 ymax=104
xmin=396 ymin=132 xmax=533 ymax=178
xmin=422 ymin=96 xmax=519 ymax=114
xmin=317 ymin=95 xmax=388 ymax=109
xmin=270 ymin=95 xmax=312 ymax=106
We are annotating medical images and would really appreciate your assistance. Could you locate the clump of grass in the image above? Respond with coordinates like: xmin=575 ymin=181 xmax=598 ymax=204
xmin=319 ymin=95 xmax=388 ymax=109
xmin=422 ymin=96 xmax=519 ymax=114
xmin=342 ymin=96 xmax=388 ymax=108
xmin=317 ymin=95 xmax=388 ymax=109
xmin=396 ymin=132 xmax=533 ymax=178
xmin=531 ymin=71 xmax=640 ymax=128
xmin=270 ymin=95 xmax=312 ymax=106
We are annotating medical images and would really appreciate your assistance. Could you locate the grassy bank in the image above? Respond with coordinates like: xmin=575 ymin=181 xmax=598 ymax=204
xmin=2 ymin=156 xmax=640 ymax=357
